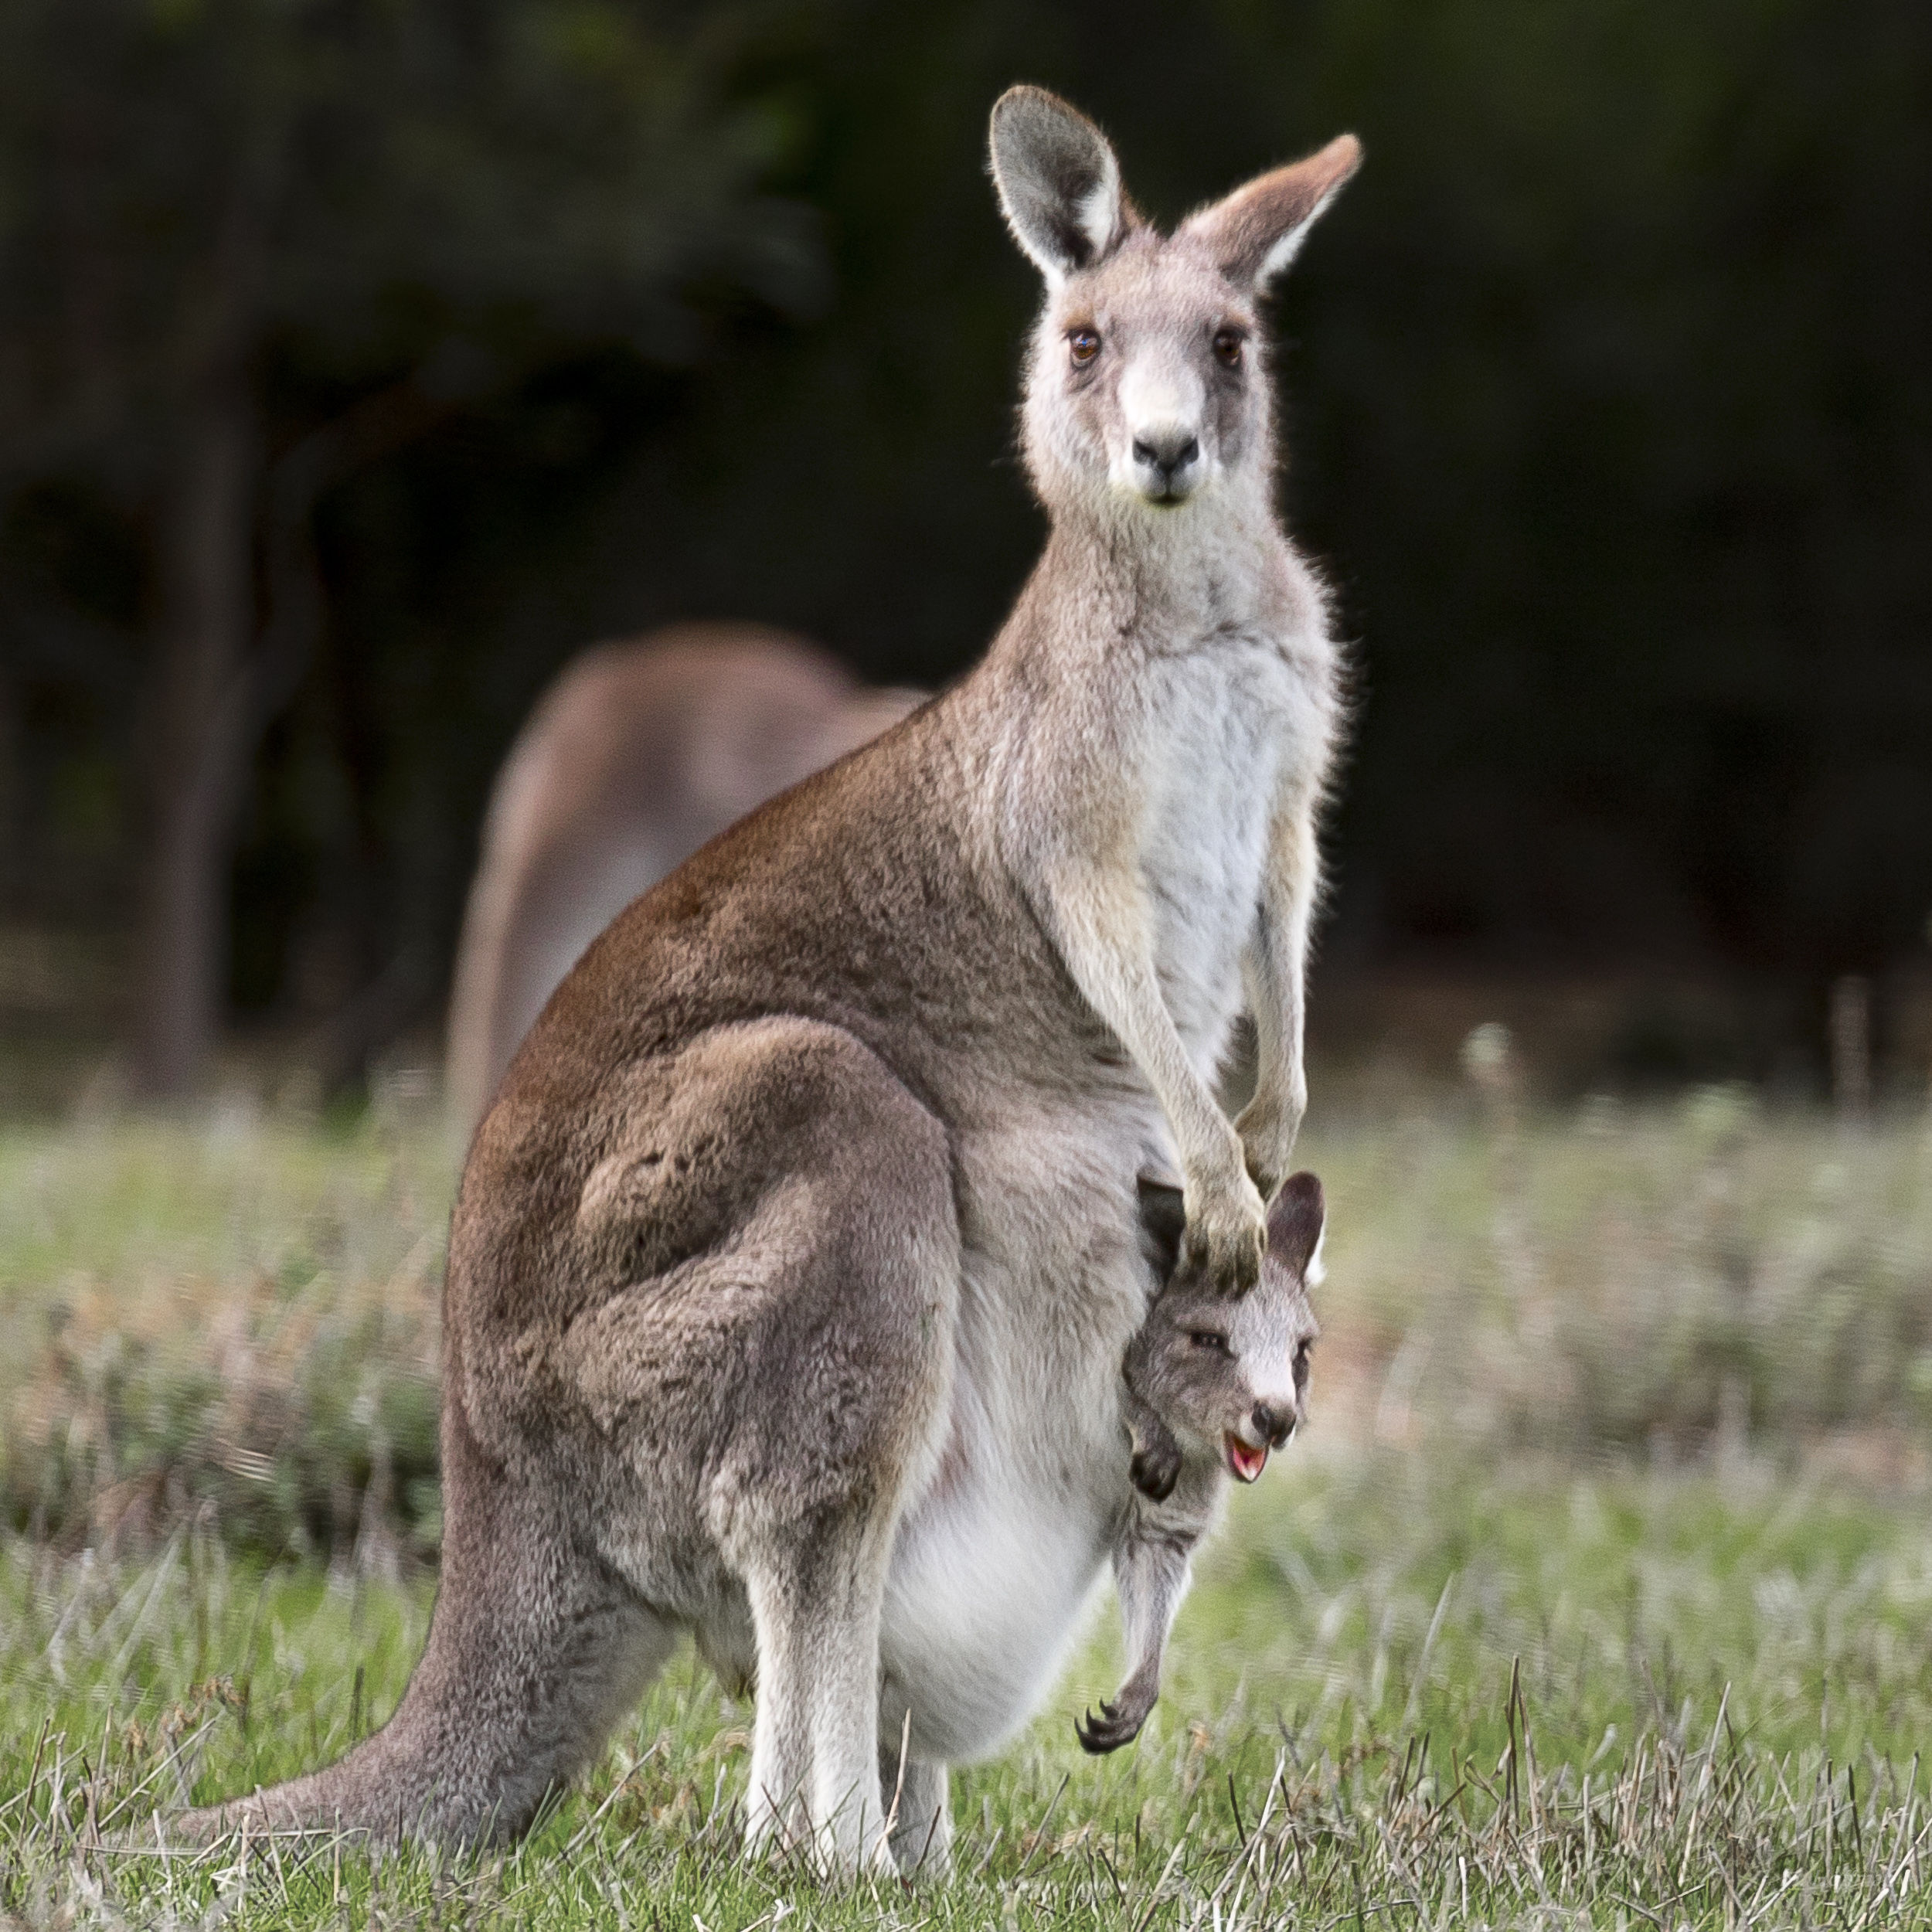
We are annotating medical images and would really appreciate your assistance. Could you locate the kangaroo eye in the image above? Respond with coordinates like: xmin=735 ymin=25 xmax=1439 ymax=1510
xmin=1213 ymin=328 xmax=1245 ymax=369
xmin=1068 ymin=328 xmax=1101 ymax=366
xmin=1189 ymin=1330 xmax=1231 ymax=1354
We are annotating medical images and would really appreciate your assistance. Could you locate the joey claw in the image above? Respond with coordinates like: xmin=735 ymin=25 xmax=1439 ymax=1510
xmin=1075 ymin=1699 xmax=1145 ymax=1755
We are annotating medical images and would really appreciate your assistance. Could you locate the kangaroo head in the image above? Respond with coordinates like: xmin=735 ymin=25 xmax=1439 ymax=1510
xmin=1128 ymin=1172 xmax=1324 ymax=1484
xmin=988 ymin=86 xmax=1359 ymax=520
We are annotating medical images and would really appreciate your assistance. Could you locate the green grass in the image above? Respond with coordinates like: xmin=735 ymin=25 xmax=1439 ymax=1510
xmin=5 ymin=1089 xmax=1932 ymax=1924
xmin=9 ymin=1456 xmax=1932 ymax=1926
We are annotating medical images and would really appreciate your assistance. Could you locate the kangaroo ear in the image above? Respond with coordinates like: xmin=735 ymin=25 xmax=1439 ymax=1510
xmin=1136 ymin=1174 xmax=1188 ymax=1285
xmin=1181 ymin=134 xmax=1361 ymax=289
xmin=1265 ymin=1172 xmax=1326 ymax=1284
xmin=989 ymin=86 xmax=1129 ymax=286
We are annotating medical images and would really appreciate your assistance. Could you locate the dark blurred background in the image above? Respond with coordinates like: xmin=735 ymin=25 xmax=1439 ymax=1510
xmin=2 ymin=0 xmax=1928 ymax=1107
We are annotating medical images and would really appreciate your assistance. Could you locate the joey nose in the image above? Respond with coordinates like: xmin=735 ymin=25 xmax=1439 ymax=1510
xmin=1252 ymin=1402 xmax=1294 ymax=1449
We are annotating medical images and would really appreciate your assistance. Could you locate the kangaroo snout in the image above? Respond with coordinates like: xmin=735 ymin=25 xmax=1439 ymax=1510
xmin=1131 ymin=427 xmax=1201 ymax=498
xmin=1115 ymin=354 xmax=1208 ymax=503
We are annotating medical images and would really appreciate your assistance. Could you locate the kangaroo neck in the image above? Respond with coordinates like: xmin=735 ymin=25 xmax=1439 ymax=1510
xmin=1012 ymin=489 xmax=1287 ymax=663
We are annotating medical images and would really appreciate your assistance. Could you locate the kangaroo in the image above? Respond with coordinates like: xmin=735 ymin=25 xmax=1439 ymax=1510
xmin=445 ymin=624 xmax=923 ymax=1130
xmin=179 ymin=87 xmax=1359 ymax=1877
xmin=1076 ymin=1173 xmax=1322 ymax=1755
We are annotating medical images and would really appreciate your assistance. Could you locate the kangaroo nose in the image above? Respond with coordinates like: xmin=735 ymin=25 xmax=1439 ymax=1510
xmin=1252 ymin=1402 xmax=1294 ymax=1449
xmin=1132 ymin=431 xmax=1199 ymax=478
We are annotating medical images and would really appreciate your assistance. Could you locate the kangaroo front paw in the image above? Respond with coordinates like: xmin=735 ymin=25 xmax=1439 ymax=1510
xmin=1074 ymin=1696 xmax=1150 ymax=1755
xmin=1235 ymin=1090 xmax=1305 ymax=1204
xmin=1179 ymin=1170 xmax=1267 ymax=1297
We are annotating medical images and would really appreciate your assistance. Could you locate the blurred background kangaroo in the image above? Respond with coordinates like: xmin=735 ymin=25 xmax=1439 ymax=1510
xmin=446 ymin=623 xmax=923 ymax=1130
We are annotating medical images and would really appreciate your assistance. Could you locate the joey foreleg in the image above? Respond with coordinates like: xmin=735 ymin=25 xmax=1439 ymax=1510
xmin=1075 ymin=1657 xmax=1162 ymax=1753
xmin=1075 ymin=1519 xmax=1195 ymax=1754
xmin=1120 ymin=1349 xmax=1182 ymax=1502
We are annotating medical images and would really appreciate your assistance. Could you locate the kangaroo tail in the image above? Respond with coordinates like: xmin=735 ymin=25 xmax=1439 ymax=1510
xmin=175 ymin=1402 xmax=670 ymax=1849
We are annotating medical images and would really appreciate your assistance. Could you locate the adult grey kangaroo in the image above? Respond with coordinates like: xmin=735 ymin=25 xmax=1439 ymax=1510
xmin=181 ymin=87 xmax=1358 ymax=1876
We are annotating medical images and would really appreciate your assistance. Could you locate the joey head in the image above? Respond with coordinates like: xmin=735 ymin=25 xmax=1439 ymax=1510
xmin=1077 ymin=1175 xmax=1323 ymax=1753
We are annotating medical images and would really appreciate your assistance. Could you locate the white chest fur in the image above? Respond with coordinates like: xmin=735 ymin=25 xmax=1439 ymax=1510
xmin=1136 ymin=628 xmax=1318 ymax=1071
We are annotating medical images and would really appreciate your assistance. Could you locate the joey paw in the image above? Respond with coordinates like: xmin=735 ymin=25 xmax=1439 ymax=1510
xmin=1129 ymin=1436 xmax=1182 ymax=1502
xmin=1074 ymin=1697 xmax=1149 ymax=1754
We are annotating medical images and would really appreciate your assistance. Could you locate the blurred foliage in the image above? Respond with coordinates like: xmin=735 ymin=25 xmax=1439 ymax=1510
xmin=1328 ymin=1083 xmax=1932 ymax=1454
xmin=0 ymin=1102 xmax=454 ymax=1559
xmin=0 ymin=0 xmax=824 ymax=443
xmin=0 ymin=0 xmax=831 ymax=1077
xmin=4 ymin=1090 xmax=1930 ymax=1563
xmin=12 ymin=1454 xmax=1932 ymax=1924
xmin=0 ymin=0 xmax=1927 ymax=1062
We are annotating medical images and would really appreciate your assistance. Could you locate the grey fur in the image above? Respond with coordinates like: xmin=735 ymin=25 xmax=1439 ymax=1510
xmin=177 ymin=88 xmax=1359 ymax=1879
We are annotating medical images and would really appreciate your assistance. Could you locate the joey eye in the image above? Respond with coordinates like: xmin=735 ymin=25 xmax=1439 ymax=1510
xmin=1188 ymin=1330 xmax=1231 ymax=1354
xmin=1213 ymin=328 xmax=1245 ymax=369
xmin=1068 ymin=328 xmax=1101 ymax=366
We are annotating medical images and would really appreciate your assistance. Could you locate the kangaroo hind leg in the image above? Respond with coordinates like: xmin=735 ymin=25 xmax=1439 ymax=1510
xmin=743 ymin=1519 xmax=898 ymax=1872
xmin=879 ymin=1728 xmax=952 ymax=1879
xmin=699 ymin=1020 xmax=958 ymax=1876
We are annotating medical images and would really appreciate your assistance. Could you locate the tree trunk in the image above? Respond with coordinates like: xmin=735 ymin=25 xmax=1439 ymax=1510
xmin=0 ymin=668 xmax=19 ymax=913
xmin=131 ymin=368 xmax=260 ymax=1098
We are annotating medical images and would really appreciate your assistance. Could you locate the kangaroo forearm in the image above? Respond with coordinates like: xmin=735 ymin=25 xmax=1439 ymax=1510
xmin=1247 ymin=809 xmax=1317 ymax=1070
xmin=1238 ymin=808 xmax=1318 ymax=1182
xmin=1044 ymin=873 xmax=1241 ymax=1182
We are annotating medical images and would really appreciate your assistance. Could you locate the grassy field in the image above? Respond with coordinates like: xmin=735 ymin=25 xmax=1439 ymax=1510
xmin=5 ymin=1083 xmax=1932 ymax=1926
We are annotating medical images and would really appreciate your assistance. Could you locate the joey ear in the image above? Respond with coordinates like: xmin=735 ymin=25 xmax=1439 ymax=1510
xmin=1181 ymin=134 xmax=1361 ymax=288
xmin=989 ymin=85 xmax=1130 ymax=285
xmin=1136 ymin=1174 xmax=1188 ymax=1284
xmin=1265 ymin=1172 xmax=1326 ymax=1283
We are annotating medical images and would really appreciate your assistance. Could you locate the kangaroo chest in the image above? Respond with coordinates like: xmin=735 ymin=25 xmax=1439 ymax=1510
xmin=1134 ymin=632 xmax=1313 ymax=1065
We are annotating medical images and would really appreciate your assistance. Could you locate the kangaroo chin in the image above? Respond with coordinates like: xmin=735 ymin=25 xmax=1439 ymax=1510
xmin=176 ymin=88 xmax=1357 ymax=1879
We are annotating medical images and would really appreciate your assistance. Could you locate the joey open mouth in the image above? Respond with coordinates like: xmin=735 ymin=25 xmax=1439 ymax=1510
xmin=1225 ymin=1434 xmax=1268 ymax=1483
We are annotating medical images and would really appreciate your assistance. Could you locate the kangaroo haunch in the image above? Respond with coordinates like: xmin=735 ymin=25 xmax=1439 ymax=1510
xmin=179 ymin=85 xmax=1359 ymax=1878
